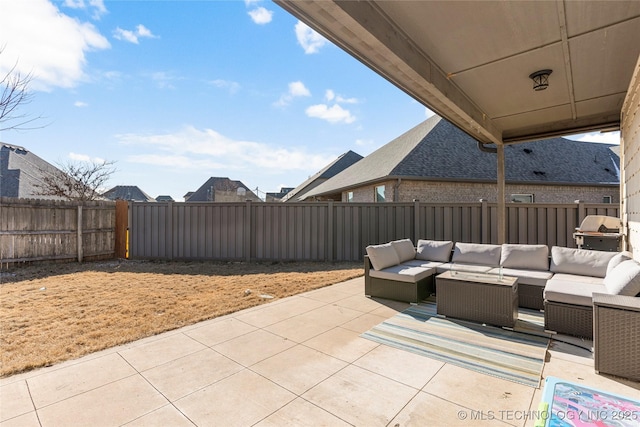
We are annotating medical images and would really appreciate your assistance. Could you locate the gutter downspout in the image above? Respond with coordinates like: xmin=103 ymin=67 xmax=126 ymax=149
xmin=393 ymin=178 xmax=402 ymax=202
xmin=477 ymin=141 xmax=497 ymax=153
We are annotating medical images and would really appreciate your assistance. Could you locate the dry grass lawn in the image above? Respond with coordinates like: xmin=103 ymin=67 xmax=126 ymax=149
xmin=0 ymin=259 xmax=362 ymax=377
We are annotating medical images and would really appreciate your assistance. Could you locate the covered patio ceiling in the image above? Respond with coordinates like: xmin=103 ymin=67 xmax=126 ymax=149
xmin=275 ymin=0 xmax=640 ymax=145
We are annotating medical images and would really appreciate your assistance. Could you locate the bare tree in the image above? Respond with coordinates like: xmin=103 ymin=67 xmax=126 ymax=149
xmin=36 ymin=160 xmax=117 ymax=201
xmin=0 ymin=47 xmax=43 ymax=131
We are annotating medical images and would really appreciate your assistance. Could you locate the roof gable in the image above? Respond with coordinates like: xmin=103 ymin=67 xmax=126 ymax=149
xmin=103 ymin=185 xmax=156 ymax=202
xmin=282 ymin=150 xmax=363 ymax=202
xmin=0 ymin=143 xmax=68 ymax=200
xmin=188 ymin=177 xmax=261 ymax=202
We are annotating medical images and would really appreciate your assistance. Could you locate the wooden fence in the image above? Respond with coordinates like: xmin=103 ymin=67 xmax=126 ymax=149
xmin=0 ymin=197 xmax=116 ymax=265
xmin=128 ymin=201 xmax=620 ymax=262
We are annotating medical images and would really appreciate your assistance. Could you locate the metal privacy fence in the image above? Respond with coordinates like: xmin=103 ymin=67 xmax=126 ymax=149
xmin=128 ymin=201 xmax=620 ymax=262
xmin=0 ymin=198 xmax=116 ymax=264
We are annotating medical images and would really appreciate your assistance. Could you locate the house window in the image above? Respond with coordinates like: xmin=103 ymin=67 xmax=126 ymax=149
xmin=511 ymin=194 xmax=534 ymax=203
xmin=347 ymin=191 xmax=354 ymax=202
xmin=375 ymin=185 xmax=386 ymax=202
xmin=603 ymin=196 xmax=612 ymax=203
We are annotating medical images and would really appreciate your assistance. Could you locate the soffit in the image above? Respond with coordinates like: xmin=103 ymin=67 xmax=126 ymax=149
xmin=275 ymin=0 xmax=640 ymax=144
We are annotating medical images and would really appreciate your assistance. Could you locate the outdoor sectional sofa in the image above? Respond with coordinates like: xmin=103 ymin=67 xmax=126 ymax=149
xmin=364 ymin=240 xmax=553 ymax=309
xmin=364 ymin=239 xmax=640 ymax=339
xmin=543 ymin=247 xmax=640 ymax=338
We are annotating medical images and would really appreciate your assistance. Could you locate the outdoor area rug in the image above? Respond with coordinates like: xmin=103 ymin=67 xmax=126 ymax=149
xmin=361 ymin=301 xmax=550 ymax=387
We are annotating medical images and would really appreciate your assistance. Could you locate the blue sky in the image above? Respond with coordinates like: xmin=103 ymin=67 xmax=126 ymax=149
xmin=1 ymin=0 xmax=620 ymax=201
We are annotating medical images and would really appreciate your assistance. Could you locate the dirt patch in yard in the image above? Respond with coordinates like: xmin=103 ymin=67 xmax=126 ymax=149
xmin=0 ymin=259 xmax=363 ymax=377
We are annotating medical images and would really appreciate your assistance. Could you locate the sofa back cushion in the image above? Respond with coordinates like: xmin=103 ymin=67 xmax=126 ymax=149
xmin=366 ymin=243 xmax=400 ymax=271
xmin=550 ymin=246 xmax=617 ymax=278
xmin=603 ymin=259 xmax=640 ymax=296
xmin=391 ymin=239 xmax=416 ymax=263
xmin=606 ymin=251 xmax=633 ymax=275
xmin=416 ymin=240 xmax=453 ymax=262
xmin=451 ymin=242 xmax=501 ymax=267
xmin=500 ymin=244 xmax=549 ymax=270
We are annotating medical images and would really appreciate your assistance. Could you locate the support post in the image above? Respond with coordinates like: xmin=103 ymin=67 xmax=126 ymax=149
xmin=245 ymin=200 xmax=252 ymax=262
xmin=497 ymin=144 xmax=506 ymax=244
xmin=115 ymin=200 xmax=128 ymax=258
xmin=480 ymin=199 xmax=489 ymax=244
xmin=327 ymin=201 xmax=334 ymax=261
xmin=414 ymin=200 xmax=420 ymax=244
xmin=77 ymin=205 xmax=83 ymax=262
xmin=167 ymin=201 xmax=174 ymax=260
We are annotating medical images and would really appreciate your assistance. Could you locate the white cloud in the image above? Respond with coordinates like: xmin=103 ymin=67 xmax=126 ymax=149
xmin=325 ymin=89 xmax=358 ymax=104
xmin=305 ymin=104 xmax=356 ymax=124
xmin=0 ymin=0 xmax=110 ymax=91
xmin=248 ymin=7 xmax=273 ymax=24
xmin=150 ymin=71 xmax=179 ymax=89
xmin=274 ymin=81 xmax=311 ymax=106
xmin=63 ymin=0 xmax=107 ymax=19
xmin=289 ymin=81 xmax=311 ymax=97
xmin=117 ymin=126 xmax=335 ymax=173
xmin=69 ymin=152 xmax=105 ymax=163
xmin=566 ymin=131 xmax=621 ymax=145
xmin=113 ymin=24 xmax=157 ymax=44
xmin=295 ymin=21 xmax=327 ymax=54
xmin=74 ymin=101 xmax=89 ymax=107
xmin=209 ymin=79 xmax=241 ymax=94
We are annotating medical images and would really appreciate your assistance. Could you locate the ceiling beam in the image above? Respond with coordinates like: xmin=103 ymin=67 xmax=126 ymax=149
xmin=555 ymin=0 xmax=577 ymax=121
xmin=276 ymin=0 xmax=503 ymax=145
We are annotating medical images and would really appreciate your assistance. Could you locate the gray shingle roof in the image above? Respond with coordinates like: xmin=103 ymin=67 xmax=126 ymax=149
xmin=0 ymin=143 xmax=68 ymax=199
xmin=305 ymin=116 xmax=620 ymax=198
xmin=102 ymin=185 xmax=156 ymax=202
xmin=281 ymin=150 xmax=363 ymax=202
xmin=187 ymin=177 xmax=261 ymax=202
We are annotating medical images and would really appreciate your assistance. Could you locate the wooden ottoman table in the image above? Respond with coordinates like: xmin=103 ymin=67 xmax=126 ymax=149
xmin=436 ymin=270 xmax=519 ymax=328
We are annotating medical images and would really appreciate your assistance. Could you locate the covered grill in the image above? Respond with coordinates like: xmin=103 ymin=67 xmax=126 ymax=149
xmin=573 ymin=215 xmax=623 ymax=252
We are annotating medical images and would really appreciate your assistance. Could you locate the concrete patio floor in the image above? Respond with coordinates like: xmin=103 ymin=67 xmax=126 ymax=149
xmin=1 ymin=277 xmax=639 ymax=427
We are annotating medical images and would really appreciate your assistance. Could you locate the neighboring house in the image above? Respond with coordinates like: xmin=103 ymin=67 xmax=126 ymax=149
xmin=155 ymin=195 xmax=174 ymax=202
xmin=281 ymin=150 xmax=363 ymax=202
xmin=302 ymin=116 xmax=620 ymax=204
xmin=186 ymin=177 xmax=261 ymax=202
xmin=266 ymin=187 xmax=294 ymax=202
xmin=0 ymin=143 xmax=68 ymax=200
xmin=183 ymin=191 xmax=195 ymax=202
xmin=102 ymin=185 xmax=156 ymax=202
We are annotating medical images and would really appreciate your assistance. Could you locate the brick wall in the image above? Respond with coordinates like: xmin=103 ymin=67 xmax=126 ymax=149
xmin=342 ymin=179 xmax=618 ymax=204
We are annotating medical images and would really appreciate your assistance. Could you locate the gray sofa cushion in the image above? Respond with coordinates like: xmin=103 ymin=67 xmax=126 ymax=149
xmin=500 ymin=244 xmax=549 ymax=270
xmin=366 ymin=243 xmax=400 ymax=271
xmin=416 ymin=239 xmax=453 ymax=262
xmin=391 ymin=239 xmax=416 ymax=263
xmin=603 ymin=259 xmax=640 ymax=296
xmin=548 ymin=273 xmax=604 ymax=286
xmin=543 ymin=279 xmax=607 ymax=307
xmin=369 ymin=265 xmax=434 ymax=283
xmin=487 ymin=267 xmax=552 ymax=287
xmin=403 ymin=259 xmax=444 ymax=269
xmin=451 ymin=242 xmax=501 ymax=267
xmin=606 ymin=251 xmax=633 ymax=275
xmin=549 ymin=246 xmax=616 ymax=278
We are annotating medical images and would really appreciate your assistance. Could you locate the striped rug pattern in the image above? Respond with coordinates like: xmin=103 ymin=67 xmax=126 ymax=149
xmin=361 ymin=302 xmax=550 ymax=388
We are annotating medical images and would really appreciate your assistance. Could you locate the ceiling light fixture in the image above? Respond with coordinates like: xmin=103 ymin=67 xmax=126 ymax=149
xmin=529 ymin=69 xmax=552 ymax=91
